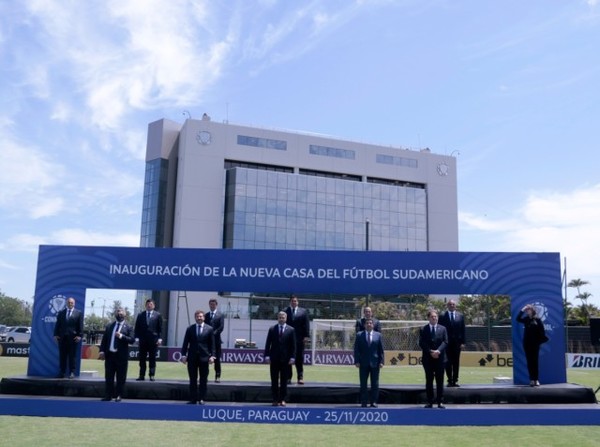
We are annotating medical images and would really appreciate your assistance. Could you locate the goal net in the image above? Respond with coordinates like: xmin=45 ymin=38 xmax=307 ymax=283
xmin=310 ymin=319 xmax=427 ymax=364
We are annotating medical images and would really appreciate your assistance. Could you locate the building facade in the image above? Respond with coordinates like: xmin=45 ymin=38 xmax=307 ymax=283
xmin=140 ymin=117 xmax=458 ymax=346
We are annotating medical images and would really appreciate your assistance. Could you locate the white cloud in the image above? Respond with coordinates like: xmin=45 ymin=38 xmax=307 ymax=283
xmin=7 ymin=229 xmax=139 ymax=253
xmin=460 ymin=183 xmax=600 ymax=304
xmin=241 ymin=1 xmax=372 ymax=73
xmin=50 ymin=102 xmax=73 ymax=123
xmin=0 ymin=127 xmax=67 ymax=218
xmin=18 ymin=1 xmax=231 ymax=131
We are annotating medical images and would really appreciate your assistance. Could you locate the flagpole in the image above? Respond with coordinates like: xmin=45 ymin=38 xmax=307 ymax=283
xmin=563 ymin=257 xmax=568 ymax=352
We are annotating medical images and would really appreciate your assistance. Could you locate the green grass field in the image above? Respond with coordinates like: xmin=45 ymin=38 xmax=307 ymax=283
xmin=1 ymin=357 xmax=599 ymax=446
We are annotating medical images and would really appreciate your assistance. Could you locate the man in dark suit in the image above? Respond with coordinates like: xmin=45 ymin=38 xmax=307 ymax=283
xmin=355 ymin=306 xmax=382 ymax=333
xmin=53 ymin=296 xmax=84 ymax=379
xmin=439 ymin=299 xmax=466 ymax=387
xmin=134 ymin=298 xmax=162 ymax=381
xmin=285 ymin=295 xmax=310 ymax=384
xmin=205 ymin=298 xmax=224 ymax=382
xmin=264 ymin=311 xmax=296 ymax=406
xmin=98 ymin=308 xmax=135 ymax=402
xmin=419 ymin=309 xmax=448 ymax=408
xmin=181 ymin=310 xmax=215 ymax=405
xmin=354 ymin=318 xmax=385 ymax=408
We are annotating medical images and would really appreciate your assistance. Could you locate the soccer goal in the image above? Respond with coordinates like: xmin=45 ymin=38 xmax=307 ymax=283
xmin=310 ymin=319 xmax=427 ymax=365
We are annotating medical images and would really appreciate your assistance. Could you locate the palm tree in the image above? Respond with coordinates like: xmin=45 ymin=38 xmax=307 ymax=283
xmin=576 ymin=291 xmax=593 ymax=325
xmin=568 ymin=278 xmax=589 ymax=297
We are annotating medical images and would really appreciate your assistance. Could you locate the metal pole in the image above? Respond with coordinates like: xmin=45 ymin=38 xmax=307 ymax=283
xmin=366 ymin=219 xmax=370 ymax=307
xmin=227 ymin=301 xmax=232 ymax=348
xmin=563 ymin=257 xmax=569 ymax=352
xmin=248 ymin=294 xmax=253 ymax=346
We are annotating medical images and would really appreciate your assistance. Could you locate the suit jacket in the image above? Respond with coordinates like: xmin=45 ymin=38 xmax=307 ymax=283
xmin=439 ymin=311 xmax=465 ymax=345
xmin=516 ymin=312 xmax=548 ymax=347
xmin=181 ymin=324 xmax=215 ymax=362
xmin=205 ymin=311 xmax=224 ymax=341
xmin=355 ymin=317 xmax=382 ymax=333
xmin=99 ymin=320 xmax=135 ymax=362
xmin=54 ymin=308 xmax=84 ymax=338
xmin=419 ymin=324 xmax=448 ymax=366
xmin=285 ymin=306 xmax=310 ymax=340
xmin=354 ymin=330 xmax=384 ymax=368
xmin=134 ymin=310 xmax=162 ymax=342
xmin=264 ymin=324 xmax=296 ymax=363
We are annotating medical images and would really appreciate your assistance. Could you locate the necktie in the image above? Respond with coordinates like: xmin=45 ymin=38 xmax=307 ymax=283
xmin=279 ymin=325 xmax=283 ymax=338
xmin=293 ymin=308 xmax=296 ymax=319
xmin=451 ymin=312 xmax=455 ymax=322
xmin=431 ymin=325 xmax=436 ymax=339
xmin=111 ymin=323 xmax=120 ymax=351
xmin=67 ymin=309 xmax=72 ymax=319
xmin=146 ymin=311 xmax=150 ymax=324
xmin=367 ymin=332 xmax=371 ymax=345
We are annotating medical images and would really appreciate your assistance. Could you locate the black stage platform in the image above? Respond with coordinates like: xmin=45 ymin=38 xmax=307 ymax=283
xmin=1 ymin=376 xmax=597 ymax=405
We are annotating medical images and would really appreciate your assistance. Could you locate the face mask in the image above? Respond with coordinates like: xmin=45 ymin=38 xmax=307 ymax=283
xmin=116 ymin=315 xmax=124 ymax=322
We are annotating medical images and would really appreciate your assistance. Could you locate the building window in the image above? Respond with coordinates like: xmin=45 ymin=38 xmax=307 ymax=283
xmin=140 ymin=158 xmax=169 ymax=248
xmin=376 ymin=153 xmax=418 ymax=168
xmin=237 ymin=135 xmax=287 ymax=151
xmin=224 ymin=167 xmax=427 ymax=251
xmin=309 ymin=144 xmax=356 ymax=160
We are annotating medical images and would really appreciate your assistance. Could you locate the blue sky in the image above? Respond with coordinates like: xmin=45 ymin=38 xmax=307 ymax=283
xmin=1 ymin=0 xmax=599 ymax=313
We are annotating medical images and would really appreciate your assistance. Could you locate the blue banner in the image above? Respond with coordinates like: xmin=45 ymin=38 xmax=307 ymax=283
xmin=28 ymin=245 xmax=565 ymax=385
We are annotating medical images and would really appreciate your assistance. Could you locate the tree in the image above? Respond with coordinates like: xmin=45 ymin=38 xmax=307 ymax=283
xmin=0 ymin=291 xmax=33 ymax=326
xmin=568 ymin=278 xmax=592 ymax=325
xmin=568 ymin=278 xmax=589 ymax=296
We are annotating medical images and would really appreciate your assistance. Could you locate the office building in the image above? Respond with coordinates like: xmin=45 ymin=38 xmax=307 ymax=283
xmin=141 ymin=116 xmax=458 ymax=344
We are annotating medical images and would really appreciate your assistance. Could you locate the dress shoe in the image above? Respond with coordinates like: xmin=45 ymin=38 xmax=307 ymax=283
xmin=424 ymin=403 xmax=433 ymax=408
xmin=69 ymin=372 xmax=75 ymax=379
xmin=215 ymin=378 xmax=221 ymax=383
xmin=535 ymin=380 xmax=540 ymax=386
xmin=370 ymin=403 xmax=378 ymax=408
xmin=101 ymin=397 xmax=112 ymax=401
xmin=136 ymin=377 xmax=145 ymax=381
xmin=199 ymin=400 xmax=205 ymax=405
xmin=279 ymin=401 xmax=286 ymax=407
xmin=114 ymin=396 xmax=122 ymax=402
xmin=438 ymin=403 xmax=446 ymax=409
xmin=530 ymin=380 xmax=536 ymax=387
xmin=454 ymin=383 xmax=460 ymax=387
xmin=186 ymin=400 xmax=197 ymax=405
xmin=286 ymin=379 xmax=292 ymax=385
xmin=297 ymin=379 xmax=304 ymax=385
xmin=149 ymin=376 xmax=155 ymax=382
xmin=361 ymin=403 xmax=367 ymax=408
